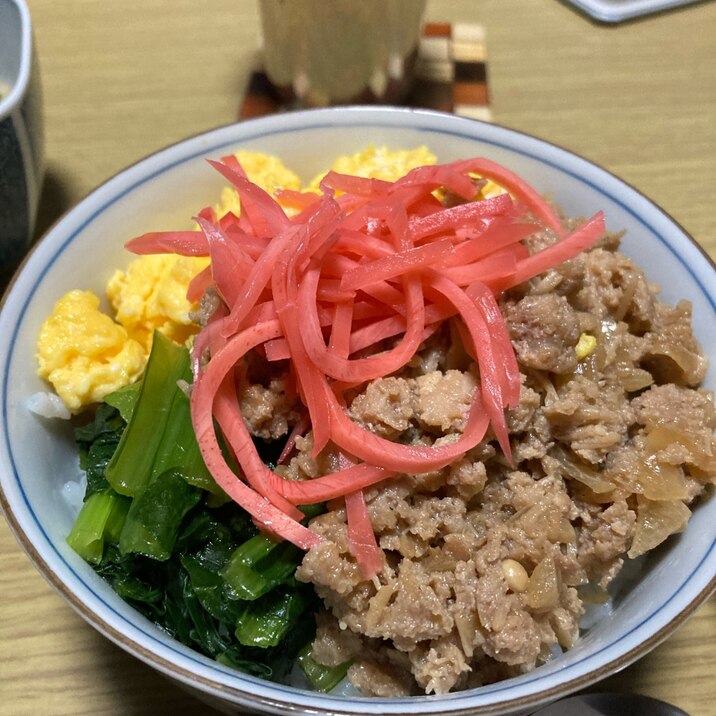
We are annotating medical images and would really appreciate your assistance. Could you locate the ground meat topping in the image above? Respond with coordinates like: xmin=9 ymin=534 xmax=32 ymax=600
xmin=544 ymin=376 xmax=634 ymax=463
xmin=284 ymin=234 xmax=715 ymax=696
xmin=238 ymin=375 xmax=297 ymax=440
xmin=349 ymin=369 xmax=477 ymax=439
xmin=349 ymin=376 xmax=414 ymax=438
xmin=413 ymin=369 xmax=477 ymax=432
xmin=504 ymin=294 xmax=580 ymax=374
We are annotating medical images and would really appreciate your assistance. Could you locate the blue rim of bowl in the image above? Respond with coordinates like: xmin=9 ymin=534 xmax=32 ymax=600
xmin=1 ymin=106 xmax=715 ymax=715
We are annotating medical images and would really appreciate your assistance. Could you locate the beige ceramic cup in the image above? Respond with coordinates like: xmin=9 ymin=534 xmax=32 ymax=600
xmin=258 ymin=0 xmax=427 ymax=108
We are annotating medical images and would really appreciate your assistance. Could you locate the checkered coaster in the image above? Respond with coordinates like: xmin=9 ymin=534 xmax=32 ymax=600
xmin=239 ymin=22 xmax=491 ymax=121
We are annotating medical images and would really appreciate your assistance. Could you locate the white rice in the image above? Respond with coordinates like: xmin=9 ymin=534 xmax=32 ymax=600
xmin=26 ymin=391 xmax=71 ymax=420
xmin=60 ymin=474 xmax=87 ymax=513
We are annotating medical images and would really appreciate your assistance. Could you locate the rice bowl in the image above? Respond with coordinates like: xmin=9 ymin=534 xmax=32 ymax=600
xmin=0 ymin=107 xmax=714 ymax=715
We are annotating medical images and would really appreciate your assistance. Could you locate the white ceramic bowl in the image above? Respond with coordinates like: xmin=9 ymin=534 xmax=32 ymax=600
xmin=1 ymin=107 xmax=714 ymax=716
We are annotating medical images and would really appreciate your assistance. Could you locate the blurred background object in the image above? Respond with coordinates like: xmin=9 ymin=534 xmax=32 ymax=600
xmin=562 ymin=0 xmax=707 ymax=23
xmin=0 ymin=0 xmax=43 ymax=288
xmin=258 ymin=0 xmax=427 ymax=107
xmin=241 ymin=19 xmax=491 ymax=121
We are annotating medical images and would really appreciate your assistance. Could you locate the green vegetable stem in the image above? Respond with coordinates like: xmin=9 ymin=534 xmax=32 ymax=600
xmin=66 ymin=491 xmax=130 ymax=564
xmin=296 ymin=642 xmax=352 ymax=693
xmin=105 ymin=331 xmax=215 ymax=497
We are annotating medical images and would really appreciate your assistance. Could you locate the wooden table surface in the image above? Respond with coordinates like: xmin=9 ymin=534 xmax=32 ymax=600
xmin=2 ymin=1 xmax=714 ymax=714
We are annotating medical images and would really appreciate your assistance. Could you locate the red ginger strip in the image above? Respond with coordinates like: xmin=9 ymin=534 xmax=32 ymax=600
xmin=208 ymin=158 xmax=290 ymax=238
xmin=440 ymin=243 xmax=528 ymax=287
xmin=265 ymin=461 xmax=394 ymax=505
xmin=271 ymin=227 xmax=333 ymax=456
xmin=320 ymin=170 xmax=392 ymax=197
xmin=334 ymin=449 xmax=383 ymax=580
xmin=190 ymin=306 xmax=229 ymax=381
xmin=263 ymin=297 xmax=405 ymax=363
xmin=408 ymin=192 xmax=514 ymax=241
xmin=508 ymin=212 xmax=606 ymax=287
xmin=221 ymin=221 xmax=271 ymax=259
xmin=466 ymin=281 xmax=521 ymax=409
xmin=347 ymin=301 xmax=454 ymax=356
xmin=324 ymin=379 xmax=491 ymax=473
xmin=449 ymin=157 xmax=565 ymax=236
xmin=345 ymin=487 xmax=383 ymax=580
xmin=391 ymin=163 xmax=479 ymax=200
xmin=321 ymin=254 xmax=410 ymax=315
xmin=425 ymin=271 xmax=512 ymax=462
xmin=221 ymin=225 xmax=301 ymax=338
xmin=340 ymin=238 xmax=454 ymax=293
xmin=274 ymin=188 xmax=321 ymax=211
xmin=298 ymin=265 xmax=426 ymax=384
xmin=277 ymin=412 xmax=310 ymax=465
xmin=439 ymin=218 xmax=537 ymax=267
xmin=186 ymin=264 xmax=213 ymax=303
xmin=126 ymin=230 xmax=209 ymax=257
xmin=196 ymin=217 xmax=254 ymax=306
xmin=214 ymin=375 xmax=305 ymax=522
xmin=190 ymin=320 xmax=322 ymax=550
xmin=329 ymin=300 xmax=354 ymax=359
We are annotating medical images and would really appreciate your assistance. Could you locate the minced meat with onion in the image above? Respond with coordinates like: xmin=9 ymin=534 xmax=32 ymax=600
xmin=239 ymin=221 xmax=715 ymax=696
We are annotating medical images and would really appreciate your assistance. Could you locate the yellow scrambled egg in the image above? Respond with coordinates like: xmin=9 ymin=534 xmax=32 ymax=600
xmin=479 ymin=178 xmax=507 ymax=199
xmin=36 ymin=291 xmax=146 ymax=413
xmin=36 ymin=151 xmax=305 ymax=411
xmin=108 ymin=151 xmax=302 ymax=354
xmin=38 ymin=146 xmax=489 ymax=411
xmin=307 ymin=144 xmax=437 ymax=191
xmin=106 ymin=254 xmax=208 ymax=353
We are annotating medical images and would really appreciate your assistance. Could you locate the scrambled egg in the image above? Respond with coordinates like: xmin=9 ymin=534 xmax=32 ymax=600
xmin=36 ymin=150 xmax=305 ymax=411
xmin=107 ymin=254 xmax=208 ymax=353
xmin=307 ymin=144 xmax=437 ymax=191
xmin=479 ymin=178 xmax=507 ymax=199
xmin=38 ymin=145 xmax=499 ymax=412
xmin=36 ymin=291 xmax=145 ymax=413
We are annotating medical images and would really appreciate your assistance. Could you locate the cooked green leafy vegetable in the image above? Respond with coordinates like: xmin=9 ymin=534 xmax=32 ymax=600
xmin=297 ymin=642 xmax=352 ymax=692
xmin=66 ymin=334 xmax=345 ymax=686
xmin=75 ymin=402 xmax=125 ymax=499
xmin=234 ymin=586 xmax=313 ymax=648
xmin=106 ymin=332 xmax=214 ymax=497
xmin=103 ymin=381 xmax=141 ymax=422
xmin=66 ymin=490 xmax=130 ymax=564
xmin=118 ymin=468 xmax=201 ymax=560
